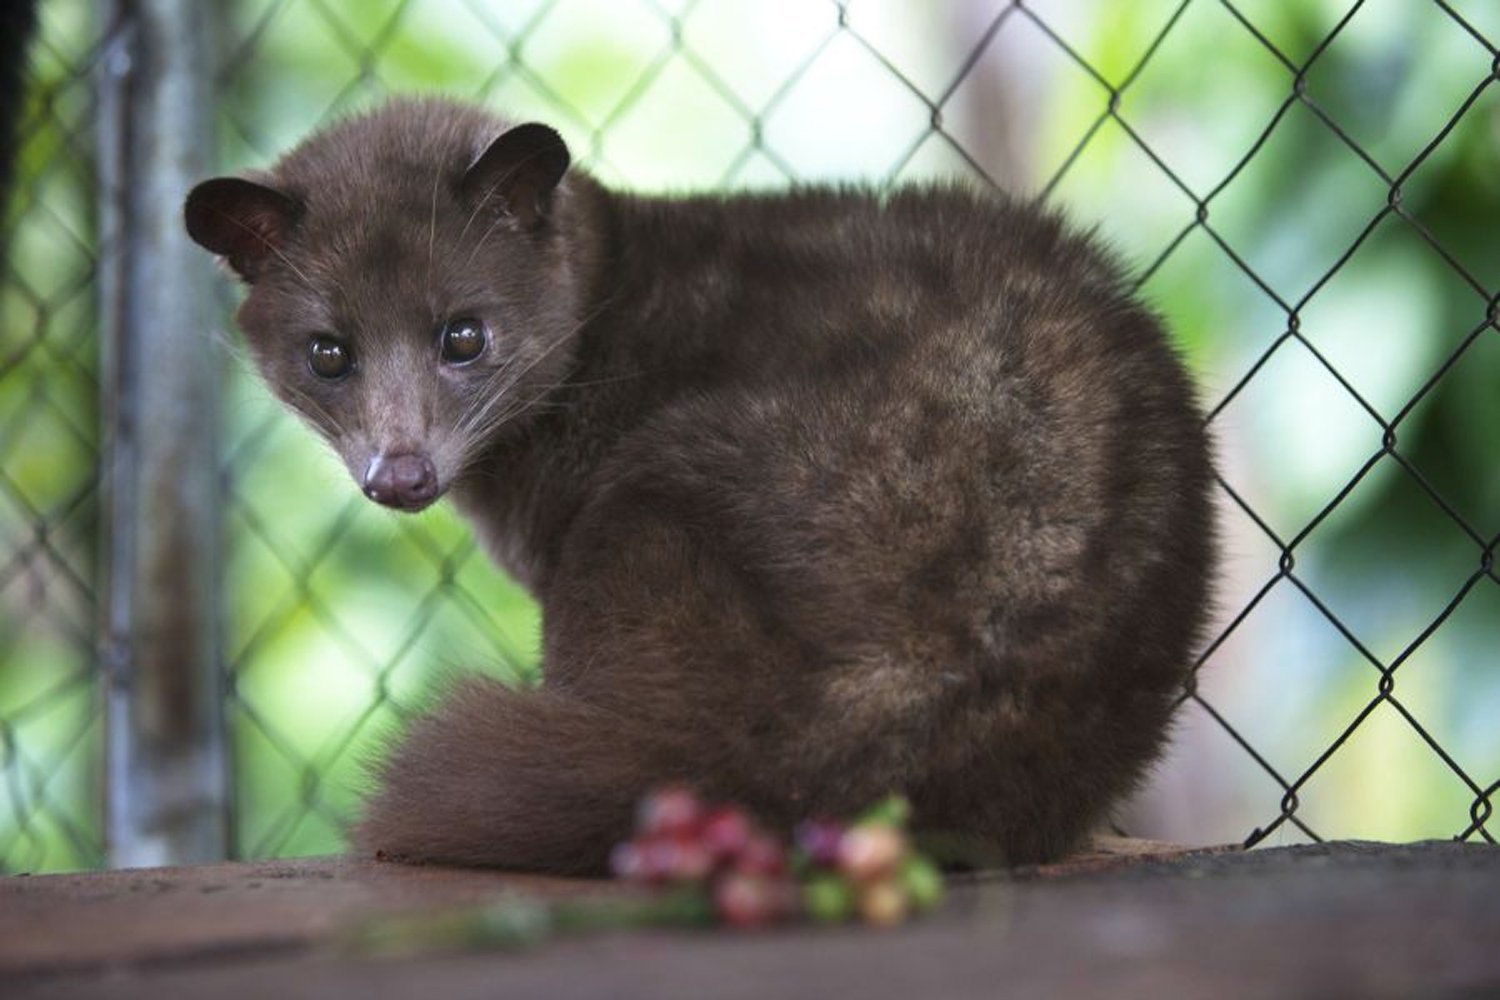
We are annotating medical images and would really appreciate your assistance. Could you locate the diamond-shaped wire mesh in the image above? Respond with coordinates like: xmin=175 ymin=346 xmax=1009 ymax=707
xmin=1 ymin=0 xmax=1496 ymax=871
xmin=0 ymin=1 xmax=110 ymax=874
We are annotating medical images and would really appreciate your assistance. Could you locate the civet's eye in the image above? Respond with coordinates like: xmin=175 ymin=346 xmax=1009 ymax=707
xmin=440 ymin=316 xmax=488 ymax=365
xmin=307 ymin=336 xmax=353 ymax=380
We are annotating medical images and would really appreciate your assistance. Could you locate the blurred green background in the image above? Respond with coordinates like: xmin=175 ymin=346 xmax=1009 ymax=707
xmin=1 ymin=0 xmax=1496 ymax=871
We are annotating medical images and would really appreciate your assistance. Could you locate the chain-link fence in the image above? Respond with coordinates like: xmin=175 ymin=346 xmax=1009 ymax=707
xmin=1 ymin=0 xmax=1496 ymax=872
xmin=1 ymin=0 xmax=107 ymax=871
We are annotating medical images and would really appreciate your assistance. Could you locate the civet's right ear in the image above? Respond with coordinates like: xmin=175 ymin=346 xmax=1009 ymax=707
xmin=184 ymin=177 xmax=302 ymax=283
xmin=460 ymin=123 xmax=571 ymax=230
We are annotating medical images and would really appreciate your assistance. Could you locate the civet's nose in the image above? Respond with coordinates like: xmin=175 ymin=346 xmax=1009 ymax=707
xmin=363 ymin=452 xmax=440 ymax=511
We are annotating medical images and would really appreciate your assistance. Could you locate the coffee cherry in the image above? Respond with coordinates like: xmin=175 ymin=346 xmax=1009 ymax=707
xmin=793 ymin=818 xmax=846 ymax=868
xmin=636 ymin=785 xmax=704 ymax=839
xmin=636 ymin=837 xmax=682 ymax=884
xmin=856 ymin=794 xmax=912 ymax=829
xmin=837 ymin=822 xmax=907 ymax=881
xmin=899 ymin=855 xmax=944 ymax=912
xmin=735 ymin=831 xmax=788 ymax=876
xmin=608 ymin=840 xmax=644 ymax=881
xmin=700 ymin=806 xmax=753 ymax=864
xmin=714 ymin=872 xmax=785 ymax=929
xmin=613 ymin=788 xmax=939 ymax=931
xmin=802 ymin=872 xmax=856 ymax=924
xmin=667 ymin=837 xmax=715 ymax=882
xmin=857 ymin=878 xmax=910 ymax=927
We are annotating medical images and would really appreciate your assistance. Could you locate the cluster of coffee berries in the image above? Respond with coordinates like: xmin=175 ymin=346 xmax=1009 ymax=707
xmin=609 ymin=787 xmax=943 ymax=929
xmin=608 ymin=786 xmax=794 ymax=927
xmin=793 ymin=796 xmax=943 ymax=926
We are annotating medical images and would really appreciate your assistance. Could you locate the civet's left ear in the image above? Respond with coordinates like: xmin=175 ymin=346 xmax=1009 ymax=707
xmin=460 ymin=123 xmax=571 ymax=230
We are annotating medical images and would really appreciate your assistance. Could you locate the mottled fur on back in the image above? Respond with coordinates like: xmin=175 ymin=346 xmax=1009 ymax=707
xmin=185 ymin=98 xmax=1216 ymax=872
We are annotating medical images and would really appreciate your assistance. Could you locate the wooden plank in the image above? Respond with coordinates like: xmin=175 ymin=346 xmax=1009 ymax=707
xmin=4 ymin=840 xmax=1498 ymax=999
xmin=0 ymin=856 xmax=614 ymax=975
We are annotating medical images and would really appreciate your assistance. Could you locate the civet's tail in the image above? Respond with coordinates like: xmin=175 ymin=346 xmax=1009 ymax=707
xmin=355 ymin=677 xmax=659 ymax=873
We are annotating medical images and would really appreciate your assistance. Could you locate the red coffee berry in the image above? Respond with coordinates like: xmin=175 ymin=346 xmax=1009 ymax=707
xmin=714 ymin=872 xmax=791 ymax=928
xmin=668 ymin=836 xmax=714 ymax=882
xmin=700 ymin=806 xmax=753 ymax=864
xmin=635 ymin=785 xmax=704 ymax=839
xmin=734 ymin=831 xmax=788 ymax=876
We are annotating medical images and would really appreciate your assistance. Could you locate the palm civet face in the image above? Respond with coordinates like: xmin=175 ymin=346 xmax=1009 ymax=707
xmin=184 ymin=116 xmax=576 ymax=512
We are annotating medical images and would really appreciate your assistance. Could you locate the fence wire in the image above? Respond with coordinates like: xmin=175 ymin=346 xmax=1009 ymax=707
xmin=0 ymin=2 xmax=109 ymax=871
xmin=1 ymin=0 xmax=1496 ymax=871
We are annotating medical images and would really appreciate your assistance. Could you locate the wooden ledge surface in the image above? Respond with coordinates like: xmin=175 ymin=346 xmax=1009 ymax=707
xmin=4 ymin=838 xmax=1498 ymax=999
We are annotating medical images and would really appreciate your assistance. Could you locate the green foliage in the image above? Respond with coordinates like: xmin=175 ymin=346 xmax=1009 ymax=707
xmin=1 ymin=0 xmax=1495 ymax=870
xmin=0 ymin=0 xmax=105 ymax=873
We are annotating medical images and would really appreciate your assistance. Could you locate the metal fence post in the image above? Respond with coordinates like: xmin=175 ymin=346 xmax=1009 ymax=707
xmin=97 ymin=0 xmax=226 ymax=868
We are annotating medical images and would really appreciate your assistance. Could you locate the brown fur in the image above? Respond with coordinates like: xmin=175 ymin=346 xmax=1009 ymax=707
xmin=185 ymin=97 xmax=1216 ymax=873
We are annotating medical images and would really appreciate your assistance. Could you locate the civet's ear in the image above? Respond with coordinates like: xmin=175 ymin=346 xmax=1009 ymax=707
xmin=183 ymin=177 xmax=302 ymax=283
xmin=460 ymin=123 xmax=571 ymax=230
